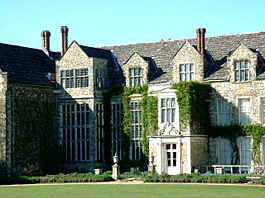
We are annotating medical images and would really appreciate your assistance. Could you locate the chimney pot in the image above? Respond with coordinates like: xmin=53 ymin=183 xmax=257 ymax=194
xmin=41 ymin=30 xmax=51 ymax=53
xmin=196 ymin=28 xmax=202 ymax=54
xmin=196 ymin=28 xmax=206 ymax=56
xmin=61 ymin=26 xmax=69 ymax=55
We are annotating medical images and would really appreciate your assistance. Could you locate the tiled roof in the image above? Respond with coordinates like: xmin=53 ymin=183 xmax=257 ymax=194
xmin=102 ymin=32 xmax=265 ymax=83
xmin=0 ymin=43 xmax=55 ymax=86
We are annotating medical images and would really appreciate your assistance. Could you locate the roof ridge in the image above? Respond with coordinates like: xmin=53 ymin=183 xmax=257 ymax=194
xmin=99 ymin=31 xmax=265 ymax=49
xmin=0 ymin=42 xmax=44 ymax=52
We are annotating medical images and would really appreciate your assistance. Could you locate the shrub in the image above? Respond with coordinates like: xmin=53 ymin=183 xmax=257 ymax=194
xmin=0 ymin=171 xmax=113 ymax=185
xmin=143 ymin=173 xmax=249 ymax=184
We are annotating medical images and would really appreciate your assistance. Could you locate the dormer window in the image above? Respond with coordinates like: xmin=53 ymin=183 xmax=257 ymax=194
xmin=129 ymin=67 xmax=142 ymax=87
xmin=235 ymin=60 xmax=249 ymax=82
xmin=179 ymin=63 xmax=195 ymax=81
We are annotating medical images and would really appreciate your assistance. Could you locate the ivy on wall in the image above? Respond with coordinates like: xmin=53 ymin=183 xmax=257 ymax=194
xmin=13 ymin=86 xmax=58 ymax=175
xmin=209 ymin=125 xmax=265 ymax=165
xmin=172 ymin=81 xmax=211 ymax=134
xmin=122 ymin=85 xmax=158 ymax=158
xmin=104 ymin=85 xmax=158 ymax=161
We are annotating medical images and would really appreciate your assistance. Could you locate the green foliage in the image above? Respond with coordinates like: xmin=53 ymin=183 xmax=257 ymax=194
xmin=172 ymin=81 xmax=211 ymax=134
xmin=143 ymin=173 xmax=248 ymax=184
xmin=252 ymin=176 xmax=265 ymax=185
xmin=0 ymin=172 xmax=113 ymax=185
xmin=209 ymin=124 xmax=265 ymax=164
xmin=13 ymin=86 xmax=59 ymax=175
xmin=141 ymin=92 xmax=158 ymax=157
xmin=122 ymin=85 xmax=158 ymax=158
xmin=104 ymin=85 xmax=158 ymax=160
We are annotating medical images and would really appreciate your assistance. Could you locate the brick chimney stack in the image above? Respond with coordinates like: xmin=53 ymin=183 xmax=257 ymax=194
xmin=61 ymin=26 xmax=69 ymax=55
xmin=196 ymin=28 xmax=206 ymax=56
xmin=41 ymin=30 xmax=51 ymax=53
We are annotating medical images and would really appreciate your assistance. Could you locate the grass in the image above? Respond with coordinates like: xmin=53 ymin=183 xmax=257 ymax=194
xmin=0 ymin=184 xmax=265 ymax=198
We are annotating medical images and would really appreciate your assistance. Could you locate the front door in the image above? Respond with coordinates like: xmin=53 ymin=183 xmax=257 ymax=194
xmin=165 ymin=143 xmax=179 ymax=175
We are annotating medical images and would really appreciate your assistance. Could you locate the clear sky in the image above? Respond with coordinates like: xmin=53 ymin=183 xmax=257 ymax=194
xmin=1 ymin=0 xmax=265 ymax=52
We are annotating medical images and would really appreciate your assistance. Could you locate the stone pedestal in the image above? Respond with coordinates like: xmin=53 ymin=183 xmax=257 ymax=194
xmin=112 ymin=164 xmax=120 ymax=180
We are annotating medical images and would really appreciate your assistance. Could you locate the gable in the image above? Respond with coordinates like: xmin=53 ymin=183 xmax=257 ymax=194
xmin=229 ymin=43 xmax=256 ymax=59
xmin=172 ymin=41 xmax=201 ymax=62
xmin=123 ymin=52 xmax=148 ymax=67
xmin=59 ymin=41 xmax=91 ymax=66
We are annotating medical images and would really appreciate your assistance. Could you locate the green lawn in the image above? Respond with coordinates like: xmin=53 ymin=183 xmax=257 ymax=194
xmin=0 ymin=184 xmax=265 ymax=198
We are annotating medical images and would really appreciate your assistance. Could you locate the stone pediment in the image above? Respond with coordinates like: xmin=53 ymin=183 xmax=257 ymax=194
xmin=158 ymin=123 xmax=180 ymax=136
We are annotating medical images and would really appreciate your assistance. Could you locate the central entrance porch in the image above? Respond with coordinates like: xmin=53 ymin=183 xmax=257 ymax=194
xmin=149 ymin=136 xmax=190 ymax=175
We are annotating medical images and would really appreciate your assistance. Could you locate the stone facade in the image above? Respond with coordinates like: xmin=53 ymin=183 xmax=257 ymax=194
xmin=0 ymin=72 xmax=8 ymax=175
xmin=2 ymin=26 xmax=265 ymax=176
xmin=123 ymin=52 xmax=149 ymax=87
xmin=172 ymin=42 xmax=205 ymax=82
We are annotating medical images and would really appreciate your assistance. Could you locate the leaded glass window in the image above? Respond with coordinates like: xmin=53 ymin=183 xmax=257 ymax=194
xmin=60 ymin=68 xmax=89 ymax=88
xmin=179 ymin=63 xmax=195 ymax=81
xmin=235 ymin=60 xmax=249 ymax=82
xmin=129 ymin=67 xmax=142 ymax=87
xmin=161 ymin=98 xmax=176 ymax=123
xmin=60 ymin=103 xmax=90 ymax=161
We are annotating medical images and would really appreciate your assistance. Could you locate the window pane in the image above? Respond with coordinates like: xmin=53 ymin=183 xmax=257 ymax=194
xmin=245 ymin=70 xmax=249 ymax=80
xmin=235 ymin=71 xmax=240 ymax=81
xmin=180 ymin=73 xmax=185 ymax=81
xmin=185 ymin=64 xmax=188 ymax=72
xmin=166 ymin=99 xmax=170 ymax=107
xmin=171 ymin=108 xmax=175 ymax=123
xmin=180 ymin=64 xmax=185 ymax=72
xmin=161 ymin=109 xmax=165 ymax=123
xmin=190 ymin=63 xmax=194 ymax=72
xmin=240 ymin=70 xmax=245 ymax=81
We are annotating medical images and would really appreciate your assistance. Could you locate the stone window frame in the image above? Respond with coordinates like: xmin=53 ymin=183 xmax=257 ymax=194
xmin=60 ymin=102 xmax=90 ymax=162
xmin=95 ymin=103 xmax=104 ymax=161
xmin=60 ymin=68 xmax=89 ymax=89
xmin=234 ymin=60 xmax=250 ymax=82
xmin=111 ymin=102 xmax=123 ymax=160
xmin=129 ymin=67 xmax=143 ymax=87
xmin=130 ymin=100 xmax=142 ymax=160
xmin=237 ymin=96 xmax=251 ymax=125
xmin=179 ymin=62 xmax=195 ymax=81
xmin=160 ymin=98 xmax=176 ymax=124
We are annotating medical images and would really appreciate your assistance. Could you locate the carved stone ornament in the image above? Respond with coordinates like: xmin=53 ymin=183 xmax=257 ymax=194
xmin=158 ymin=123 xmax=180 ymax=136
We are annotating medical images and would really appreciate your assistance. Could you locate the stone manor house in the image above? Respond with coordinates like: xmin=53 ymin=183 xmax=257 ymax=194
xmin=1 ymin=26 xmax=265 ymax=176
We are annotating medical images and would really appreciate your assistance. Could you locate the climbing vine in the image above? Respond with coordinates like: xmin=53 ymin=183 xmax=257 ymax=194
xmin=122 ymin=85 xmax=158 ymax=158
xmin=13 ymin=86 xmax=58 ymax=175
xmin=103 ymin=85 xmax=158 ymax=160
xmin=172 ymin=81 xmax=211 ymax=134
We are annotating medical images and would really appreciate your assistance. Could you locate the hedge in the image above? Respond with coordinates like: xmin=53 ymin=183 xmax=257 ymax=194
xmin=0 ymin=171 xmax=113 ymax=185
